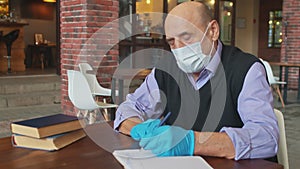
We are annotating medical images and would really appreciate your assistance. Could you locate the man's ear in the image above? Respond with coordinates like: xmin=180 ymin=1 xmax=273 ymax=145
xmin=209 ymin=20 xmax=220 ymax=41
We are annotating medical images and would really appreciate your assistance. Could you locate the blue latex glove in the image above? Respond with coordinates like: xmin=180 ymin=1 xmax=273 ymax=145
xmin=130 ymin=119 xmax=194 ymax=156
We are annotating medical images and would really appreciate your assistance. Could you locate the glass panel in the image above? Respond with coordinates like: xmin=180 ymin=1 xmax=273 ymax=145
xmin=168 ymin=0 xmax=215 ymax=16
xmin=168 ymin=0 xmax=190 ymax=12
xmin=274 ymin=20 xmax=282 ymax=47
xmin=119 ymin=0 xmax=131 ymax=18
xmin=219 ymin=0 xmax=233 ymax=45
xmin=268 ymin=11 xmax=274 ymax=47
xmin=119 ymin=0 xmax=133 ymax=64
xmin=136 ymin=0 xmax=164 ymax=38
xmin=193 ymin=0 xmax=215 ymax=16
xmin=0 ymin=0 xmax=9 ymax=16
xmin=119 ymin=0 xmax=133 ymax=41
xmin=268 ymin=10 xmax=282 ymax=48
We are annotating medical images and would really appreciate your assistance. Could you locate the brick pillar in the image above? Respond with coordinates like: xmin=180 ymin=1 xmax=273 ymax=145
xmin=60 ymin=0 xmax=119 ymax=115
xmin=281 ymin=0 xmax=300 ymax=89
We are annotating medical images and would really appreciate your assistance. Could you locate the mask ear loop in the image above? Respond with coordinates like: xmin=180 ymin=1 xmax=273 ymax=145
xmin=199 ymin=22 xmax=212 ymax=44
xmin=208 ymin=40 xmax=214 ymax=56
xmin=200 ymin=22 xmax=214 ymax=56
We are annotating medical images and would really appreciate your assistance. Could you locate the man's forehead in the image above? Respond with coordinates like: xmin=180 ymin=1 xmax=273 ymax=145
xmin=165 ymin=17 xmax=203 ymax=38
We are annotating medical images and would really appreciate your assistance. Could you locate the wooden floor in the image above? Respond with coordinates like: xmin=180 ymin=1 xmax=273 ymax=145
xmin=0 ymin=67 xmax=58 ymax=77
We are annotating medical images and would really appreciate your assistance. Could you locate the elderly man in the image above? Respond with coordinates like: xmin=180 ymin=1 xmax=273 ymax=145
xmin=114 ymin=1 xmax=278 ymax=160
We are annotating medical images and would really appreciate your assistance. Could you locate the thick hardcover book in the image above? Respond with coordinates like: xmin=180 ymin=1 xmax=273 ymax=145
xmin=12 ymin=129 xmax=86 ymax=151
xmin=11 ymin=114 xmax=84 ymax=138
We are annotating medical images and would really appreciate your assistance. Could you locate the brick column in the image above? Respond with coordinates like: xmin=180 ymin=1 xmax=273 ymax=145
xmin=281 ymin=0 xmax=300 ymax=89
xmin=60 ymin=0 xmax=119 ymax=115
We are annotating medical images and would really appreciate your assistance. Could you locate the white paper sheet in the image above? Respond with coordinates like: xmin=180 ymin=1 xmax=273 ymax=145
xmin=113 ymin=149 xmax=213 ymax=169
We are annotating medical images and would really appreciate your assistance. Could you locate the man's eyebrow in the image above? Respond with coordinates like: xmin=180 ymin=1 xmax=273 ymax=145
xmin=166 ymin=31 xmax=191 ymax=43
xmin=177 ymin=31 xmax=190 ymax=38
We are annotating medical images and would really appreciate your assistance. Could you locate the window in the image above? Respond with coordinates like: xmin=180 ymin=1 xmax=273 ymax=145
xmin=268 ymin=10 xmax=282 ymax=48
xmin=219 ymin=1 xmax=234 ymax=45
xmin=0 ymin=0 xmax=9 ymax=16
xmin=136 ymin=0 xmax=164 ymax=38
xmin=119 ymin=0 xmax=236 ymax=67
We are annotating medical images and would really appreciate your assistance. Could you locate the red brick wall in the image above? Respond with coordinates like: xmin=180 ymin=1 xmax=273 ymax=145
xmin=281 ymin=0 xmax=300 ymax=90
xmin=60 ymin=0 xmax=119 ymax=115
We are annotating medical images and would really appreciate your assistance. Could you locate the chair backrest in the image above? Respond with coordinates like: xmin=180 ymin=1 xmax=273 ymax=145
xmin=260 ymin=58 xmax=277 ymax=84
xmin=67 ymin=70 xmax=99 ymax=110
xmin=78 ymin=63 xmax=112 ymax=96
xmin=274 ymin=108 xmax=289 ymax=169
xmin=2 ymin=29 xmax=20 ymax=44
xmin=2 ymin=29 xmax=20 ymax=56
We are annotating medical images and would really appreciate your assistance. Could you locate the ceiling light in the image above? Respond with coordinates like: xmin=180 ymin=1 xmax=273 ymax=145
xmin=43 ymin=0 xmax=56 ymax=3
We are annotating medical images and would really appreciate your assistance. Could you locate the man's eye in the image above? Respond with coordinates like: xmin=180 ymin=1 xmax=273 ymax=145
xmin=182 ymin=34 xmax=191 ymax=41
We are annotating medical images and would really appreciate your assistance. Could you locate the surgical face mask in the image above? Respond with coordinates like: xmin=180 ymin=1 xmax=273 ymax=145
xmin=171 ymin=25 xmax=214 ymax=73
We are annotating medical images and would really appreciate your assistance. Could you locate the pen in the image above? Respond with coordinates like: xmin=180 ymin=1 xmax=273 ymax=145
xmin=158 ymin=112 xmax=172 ymax=126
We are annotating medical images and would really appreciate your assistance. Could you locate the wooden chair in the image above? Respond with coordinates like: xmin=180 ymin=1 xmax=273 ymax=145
xmin=274 ymin=109 xmax=289 ymax=169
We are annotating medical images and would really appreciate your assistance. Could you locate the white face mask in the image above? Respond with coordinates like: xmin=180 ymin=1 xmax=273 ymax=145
xmin=171 ymin=24 xmax=214 ymax=73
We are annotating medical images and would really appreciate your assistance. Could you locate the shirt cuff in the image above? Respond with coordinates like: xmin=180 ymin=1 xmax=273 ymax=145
xmin=113 ymin=102 xmax=145 ymax=130
xmin=220 ymin=127 xmax=251 ymax=160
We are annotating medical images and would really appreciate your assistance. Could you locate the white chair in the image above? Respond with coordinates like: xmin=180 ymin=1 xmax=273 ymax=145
xmin=260 ymin=58 xmax=286 ymax=107
xmin=274 ymin=108 xmax=289 ymax=169
xmin=78 ymin=62 xmax=118 ymax=97
xmin=78 ymin=63 xmax=119 ymax=120
xmin=67 ymin=70 xmax=118 ymax=123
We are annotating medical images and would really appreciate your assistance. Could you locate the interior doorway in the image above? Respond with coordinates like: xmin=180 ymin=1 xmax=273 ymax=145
xmin=0 ymin=0 xmax=60 ymax=76
xmin=258 ymin=0 xmax=283 ymax=62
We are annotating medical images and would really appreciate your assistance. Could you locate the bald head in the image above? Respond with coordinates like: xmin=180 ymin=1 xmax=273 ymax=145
xmin=164 ymin=1 xmax=219 ymax=52
xmin=167 ymin=2 xmax=213 ymax=29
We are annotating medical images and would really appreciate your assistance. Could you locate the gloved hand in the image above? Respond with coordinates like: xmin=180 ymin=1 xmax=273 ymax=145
xmin=130 ymin=119 xmax=194 ymax=156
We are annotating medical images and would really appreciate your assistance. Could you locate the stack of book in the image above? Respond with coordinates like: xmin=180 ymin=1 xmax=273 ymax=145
xmin=10 ymin=114 xmax=86 ymax=151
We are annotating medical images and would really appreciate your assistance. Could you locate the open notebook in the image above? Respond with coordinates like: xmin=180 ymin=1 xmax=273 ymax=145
xmin=113 ymin=149 xmax=213 ymax=169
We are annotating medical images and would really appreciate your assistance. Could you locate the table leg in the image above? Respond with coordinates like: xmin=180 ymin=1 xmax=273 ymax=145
xmin=283 ymin=67 xmax=288 ymax=103
xmin=118 ymin=79 xmax=124 ymax=104
xmin=112 ymin=78 xmax=116 ymax=104
xmin=298 ymin=69 xmax=300 ymax=101
xmin=279 ymin=66 xmax=283 ymax=91
xmin=28 ymin=46 xmax=33 ymax=67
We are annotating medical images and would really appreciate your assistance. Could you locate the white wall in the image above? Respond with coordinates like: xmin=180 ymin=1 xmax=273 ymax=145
xmin=23 ymin=16 xmax=57 ymax=46
xmin=235 ymin=0 xmax=259 ymax=56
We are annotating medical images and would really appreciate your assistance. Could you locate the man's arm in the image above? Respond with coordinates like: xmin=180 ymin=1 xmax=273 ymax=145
xmin=194 ymin=132 xmax=235 ymax=159
xmin=194 ymin=62 xmax=278 ymax=160
xmin=118 ymin=117 xmax=142 ymax=135
xmin=220 ymin=62 xmax=279 ymax=160
xmin=114 ymin=68 xmax=164 ymax=131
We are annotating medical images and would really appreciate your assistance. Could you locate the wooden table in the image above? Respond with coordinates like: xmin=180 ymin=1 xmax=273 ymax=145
xmin=27 ymin=44 xmax=56 ymax=69
xmin=269 ymin=62 xmax=300 ymax=103
xmin=0 ymin=124 xmax=283 ymax=169
xmin=112 ymin=68 xmax=151 ymax=104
